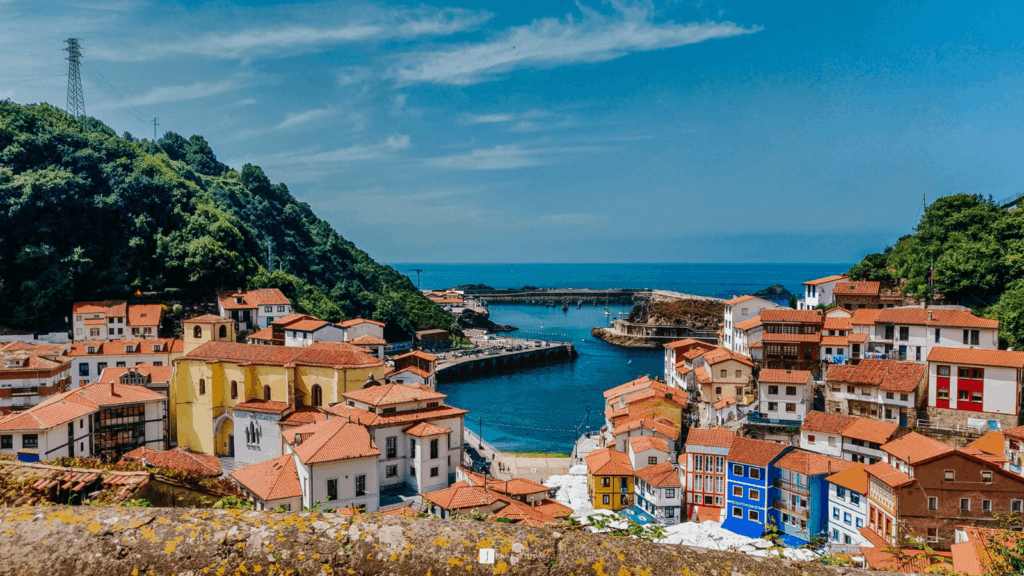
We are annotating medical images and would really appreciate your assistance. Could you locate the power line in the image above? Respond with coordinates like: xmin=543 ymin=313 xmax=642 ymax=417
xmin=86 ymin=63 xmax=149 ymax=124
xmin=0 ymin=73 xmax=66 ymax=86
xmin=63 ymin=38 xmax=85 ymax=118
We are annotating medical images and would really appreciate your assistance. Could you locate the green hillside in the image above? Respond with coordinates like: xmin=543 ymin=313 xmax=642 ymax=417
xmin=0 ymin=101 xmax=454 ymax=339
xmin=848 ymin=193 xmax=1024 ymax=346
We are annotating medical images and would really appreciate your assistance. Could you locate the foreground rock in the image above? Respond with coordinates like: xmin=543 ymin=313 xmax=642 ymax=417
xmin=0 ymin=506 xmax=884 ymax=576
xmin=590 ymin=327 xmax=662 ymax=348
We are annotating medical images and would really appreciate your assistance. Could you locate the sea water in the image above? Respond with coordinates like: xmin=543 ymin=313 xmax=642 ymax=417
xmin=392 ymin=263 xmax=850 ymax=452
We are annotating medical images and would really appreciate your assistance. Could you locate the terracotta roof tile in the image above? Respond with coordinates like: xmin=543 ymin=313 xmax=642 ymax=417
xmin=339 ymin=318 xmax=386 ymax=328
xmin=695 ymin=366 xmax=712 ymax=384
xmin=882 ymin=432 xmax=953 ymax=465
xmin=701 ymin=347 xmax=755 ymax=367
xmin=218 ymin=289 xmax=290 ymax=310
xmin=826 ymin=359 xmax=926 ymax=393
xmin=628 ymin=435 xmax=669 ymax=454
xmin=246 ymin=327 xmax=276 ymax=341
xmin=664 ymin=338 xmax=716 ymax=351
xmin=324 ymin=403 xmax=467 ymax=428
xmin=285 ymin=419 xmax=379 ymax=464
xmin=759 ymin=369 xmax=812 ymax=384
xmin=834 ymin=281 xmax=881 ymax=296
xmin=969 ymin=431 xmax=1006 ymax=457
xmin=877 ymin=308 xmax=999 ymax=329
xmin=230 ymin=454 xmax=302 ymax=501
xmin=0 ymin=399 xmax=95 ymax=430
xmin=776 ymin=450 xmax=853 ymax=476
xmin=461 ymin=470 xmax=550 ymax=496
xmin=761 ymin=309 xmax=824 ymax=324
xmin=404 ymin=421 xmax=451 ymax=437
xmin=233 ymin=400 xmax=291 ymax=414
xmin=826 ymin=463 xmax=868 ymax=494
xmin=634 ymin=461 xmax=680 ymax=487
xmin=864 ymin=460 xmax=914 ymax=488
xmin=1006 ymin=425 xmax=1024 ymax=441
xmin=83 ymin=317 xmax=106 ymax=326
xmin=186 ymin=314 xmax=232 ymax=324
xmin=393 ymin=350 xmax=438 ymax=362
xmin=279 ymin=408 xmax=326 ymax=427
xmin=121 ymin=446 xmax=221 ymax=476
xmin=423 ymin=483 xmax=502 ymax=510
xmin=723 ymin=295 xmax=759 ymax=305
xmin=848 ymin=333 xmax=869 ymax=343
xmin=350 ymin=335 xmax=387 ymax=345
xmin=733 ymin=316 xmax=762 ymax=331
xmin=285 ymin=319 xmax=330 ymax=332
xmin=762 ymin=332 xmax=821 ymax=343
xmin=842 ymin=418 xmax=899 ymax=445
xmin=343 ymin=383 xmax=445 ymax=406
xmin=850 ymin=308 xmax=883 ymax=325
xmin=726 ymin=436 xmax=789 ymax=467
xmin=713 ymin=396 xmax=738 ymax=410
xmin=823 ymin=317 xmax=852 ymax=331
xmin=616 ymin=417 xmax=680 ymax=439
xmin=927 ymin=347 xmax=1024 ymax=369
xmin=182 ymin=341 xmax=385 ymax=369
xmin=801 ymin=411 xmax=859 ymax=435
xmin=820 ymin=336 xmax=849 ymax=346
xmin=685 ymin=427 xmax=736 ymax=449
xmin=98 ymin=363 xmax=174 ymax=385
xmin=391 ymin=366 xmax=431 ymax=379
xmin=586 ymin=448 xmax=634 ymax=476
xmin=602 ymin=376 xmax=666 ymax=399
xmin=803 ymin=274 xmax=847 ymax=286
xmin=127 ymin=304 xmax=162 ymax=327
xmin=68 ymin=338 xmax=182 ymax=357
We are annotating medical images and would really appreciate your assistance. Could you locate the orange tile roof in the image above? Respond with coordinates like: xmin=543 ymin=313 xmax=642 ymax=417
xmin=634 ymin=461 xmax=680 ymax=487
xmin=801 ymin=411 xmax=859 ymax=434
xmin=761 ymin=309 xmax=823 ymax=324
xmin=723 ymin=295 xmax=759 ymax=305
xmin=393 ymin=350 xmax=438 ymax=362
xmin=121 ymin=446 xmax=221 ymax=476
xmin=876 ymin=308 xmax=999 ymax=329
xmin=685 ymin=427 xmax=736 ymax=449
xmin=182 ymin=341 xmax=384 ymax=369
xmin=98 ymin=363 xmax=174 ymax=384
xmin=343 ymin=383 xmax=445 ymax=406
xmin=218 ymin=288 xmax=290 ymax=310
xmin=0 ymin=398 xmax=95 ymax=431
xmin=954 ymin=526 xmax=1024 ymax=575
xmin=776 ymin=450 xmax=853 ymax=476
xmin=713 ymin=396 xmax=738 ymax=410
xmin=68 ymin=338 xmax=183 ymax=357
xmin=860 ymin=545 xmax=948 ymax=572
xmin=534 ymin=498 xmax=573 ymax=518
xmin=325 ymin=403 xmax=467 ymax=428
xmin=804 ymin=274 xmax=847 ymax=286
xmin=834 ymin=281 xmax=881 ymax=296
xmin=842 ymin=418 xmax=899 ymax=445
xmin=759 ymin=369 xmax=812 ymax=384
xmin=820 ymin=336 xmax=849 ymax=346
xmin=629 ymin=435 xmax=669 ymax=454
xmin=423 ymin=482 xmax=503 ymax=510
xmin=350 ymin=335 xmax=387 ymax=345
xmin=339 ymin=318 xmax=386 ymax=328
xmin=749 ymin=342 xmax=762 ymax=348
xmin=823 ymin=317 xmax=852 ymax=331
xmin=2 ymin=382 xmax=163 ymax=430
xmin=285 ymin=418 xmax=379 ymax=464
xmin=702 ymin=347 xmax=755 ymax=367
xmin=602 ymin=376 xmax=666 ymax=399
xmin=826 ymin=463 xmax=869 ymax=494
xmin=391 ymin=366 xmax=431 ymax=380
xmin=246 ymin=327 xmax=276 ymax=341
xmin=727 ymin=436 xmax=789 ymax=467
xmin=864 ymin=460 xmax=914 ymax=488
xmin=733 ymin=316 xmax=762 ymax=331
xmin=285 ymin=319 xmax=330 ymax=332
xmin=1007 ymin=425 xmax=1024 ymax=441
xmin=882 ymin=432 xmax=953 ymax=465
xmin=762 ymin=332 xmax=821 ymax=343
xmin=461 ymin=469 xmax=550 ymax=496
xmin=73 ymin=300 xmax=128 ymax=316
xmin=664 ymin=338 xmax=716 ymax=350
xmin=850 ymin=308 xmax=884 ymax=325
xmin=279 ymin=407 xmax=327 ymax=427
xmin=127 ymin=304 xmax=162 ymax=327
xmin=847 ymin=333 xmax=869 ymax=343
xmin=959 ymin=446 xmax=1007 ymax=465
xmin=586 ymin=448 xmax=634 ymax=476
xmin=616 ymin=417 xmax=681 ymax=439
xmin=404 ymin=421 xmax=451 ymax=437
xmin=927 ymin=347 xmax=1024 ymax=369
xmin=969 ymin=431 xmax=1005 ymax=457
xmin=186 ymin=314 xmax=232 ymax=324
xmin=233 ymin=399 xmax=291 ymax=414
xmin=230 ymin=454 xmax=302 ymax=501
xmin=826 ymin=359 xmax=926 ymax=393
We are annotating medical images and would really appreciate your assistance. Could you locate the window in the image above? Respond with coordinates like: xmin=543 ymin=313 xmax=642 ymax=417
xmin=748 ymin=510 xmax=760 ymax=522
xmin=264 ymin=385 xmax=271 ymax=400
xmin=973 ymin=368 xmax=984 ymax=379
xmin=982 ymin=471 xmax=993 ymax=483
xmin=666 ymin=507 xmax=675 ymax=518
xmin=430 ymin=467 xmax=439 ymax=477
xmin=808 ymin=435 xmax=816 ymax=443
xmin=716 ymin=457 xmax=724 ymax=474
xmin=927 ymin=528 xmax=938 ymax=543
xmin=847 ymin=385 xmax=855 ymax=394
xmin=620 ymin=495 xmax=629 ymax=506
xmin=720 ymin=370 xmax=727 ymax=378
xmin=430 ymin=439 xmax=439 ymax=459
xmin=935 ymin=329 xmax=941 ymax=343
xmin=97 ymin=362 xmax=107 ymax=373
xmin=836 ymin=486 xmax=846 ymax=499
xmin=311 ymin=385 xmax=323 ymax=407
xmin=732 ymin=507 xmax=742 ymax=518
xmin=715 ymin=386 xmax=722 ymax=395
xmin=0 ymin=435 xmax=10 ymax=449
xmin=937 ymin=388 xmax=950 ymax=401
xmin=230 ymin=381 xmax=238 ymax=400
xmin=983 ymin=500 xmax=992 ymax=512
xmin=326 ymin=479 xmax=338 ymax=501
xmin=381 ymin=407 xmax=396 ymax=414
xmin=972 ymin=391 xmax=983 ymax=403
xmin=277 ymin=306 xmax=285 ymax=312
xmin=410 ymin=439 xmax=416 ymax=458
xmin=916 ymin=346 xmax=922 ymax=362
xmin=116 ymin=361 xmax=126 ymax=368
xmin=851 ymin=493 xmax=860 ymax=506
xmin=749 ymin=488 xmax=760 ymax=501
xmin=901 ymin=394 xmax=909 ymax=401
xmin=768 ymin=385 xmax=779 ymax=395
xmin=786 ymin=386 xmax=796 ymax=396
xmin=768 ymin=402 xmax=778 ymax=411
xmin=715 ymin=496 xmax=723 ymax=506
xmin=79 ymin=363 xmax=89 ymax=377
xmin=355 ymin=475 xmax=366 ymax=497
xmin=732 ymin=485 xmax=742 ymax=497
xmin=109 ymin=328 xmax=114 ymax=336
xmin=602 ymin=477 xmax=611 ymax=488
xmin=750 ymin=468 xmax=760 ymax=480
xmin=386 ymin=436 xmax=397 ymax=459
xmin=735 ymin=370 xmax=742 ymax=378
xmin=198 ymin=379 xmax=206 ymax=395
xmin=944 ymin=470 xmax=955 ymax=481
xmin=828 ymin=436 xmax=837 ymax=446
xmin=885 ymin=392 xmax=894 ymax=400
xmin=648 ymin=456 xmax=657 ymax=465
xmin=603 ymin=495 xmax=610 ymax=505
xmin=1012 ymin=500 xmax=1023 ymax=513
xmin=384 ymin=465 xmax=398 ymax=478
xmin=715 ymin=476 xmax=723 ymax=493
xmin=265 ymin=306 xmax=272 ymax=313
xmin=666 ymin=489 xmax=675 ymax=498
xmin=785 ymin=403 xmax=796 ymax=412
xmin=899 ymin=327 xmax=909 ymax=341
xmin=960 ymin=498 xmax=971 ymax=511
xmin=733 ymin=464 xmax=743 ymax=476
xmin=218 ymin=325 xmax=228 ymax=338
xmin=844 ymin=512 xmax=852 ymax=525
xmin=958 ymin=390 xmax=970 ymax=401
xmin=833 ymin=507 xmax=840 ymax=519
xmin=193 ymin=326 xmax=202 ymax=339
xmin=938 ymin=365 xmax=950 ymax=377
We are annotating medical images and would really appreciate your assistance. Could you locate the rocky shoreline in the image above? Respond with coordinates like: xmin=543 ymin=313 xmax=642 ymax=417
xmin=590 ymin=327 xmax=662 ymax=348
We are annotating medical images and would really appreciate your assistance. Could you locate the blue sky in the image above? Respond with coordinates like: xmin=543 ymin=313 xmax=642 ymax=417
xmin=3 ymin=0 xmax=1023 ymax=263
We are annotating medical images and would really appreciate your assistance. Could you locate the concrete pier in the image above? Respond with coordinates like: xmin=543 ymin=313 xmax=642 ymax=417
xmin=436 ymin=339 xmax=576 ymax=382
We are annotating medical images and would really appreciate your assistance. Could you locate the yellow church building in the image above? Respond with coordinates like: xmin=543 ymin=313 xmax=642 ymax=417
xmin=171 ymin=321 xmax=387 ymax=456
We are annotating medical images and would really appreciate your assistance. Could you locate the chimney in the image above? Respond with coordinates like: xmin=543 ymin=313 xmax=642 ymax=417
xmin=927 ymin=310 xmax=933 ymax=322
xmin=110 ymin=380 xmax=115 ymax=396
xmin=294 ymin=433 xmax=302 ymax=446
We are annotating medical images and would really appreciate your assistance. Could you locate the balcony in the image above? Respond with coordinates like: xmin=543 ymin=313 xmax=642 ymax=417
xmin=773 ymin=499 xmax=810 ymax=519
xmin=747 ymin=413 xmax=802 ymax=427
xmin=773 ymin=478 xmax=810 ymax=495
xmin=11 ymin=387 xmax=39 ymax=397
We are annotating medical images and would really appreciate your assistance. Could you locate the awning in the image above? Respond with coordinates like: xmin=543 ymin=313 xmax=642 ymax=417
xmin=619 ymin=506 xmax=655 ymax=525
xmin=721 ymin=518 xmax=764 ymax=540
xmin=779 ymin=533 xmax=808 ymax=548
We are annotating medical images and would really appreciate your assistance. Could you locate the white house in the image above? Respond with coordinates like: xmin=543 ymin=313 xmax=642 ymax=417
xmin=0 ymin=342 xmax=72 ymax=414
xmin=231 ymin=399 xmax=292 ymax=467
xmin=217 ymin=288 xmax=294 ymax=331
xmin=825 ymin=463 xmax=870 ymax=552
xmin=0 ymin=381 xmax=167 ymax=462
xmin=874 ymin=308 xmax=1000 ymax=363
xmin=926 ymin=347 xmax=1024 ymax=431
xmin=339 ymin=318 xmax=386 ymax=342
xmin=799 ymin=274 xmax=847 ymax=310
xmin=757 ymin=369 xmax=814 ymax=423
xmin=283 ymin=319 xmax=347 ymax=347
xmin=68 ymin=339 xmax=183 ymax=389
xmin=663 ymin=339 xmax=716 ymax=387
xmin=825 ymin=359 xmax=927 ymax=427
xmin=72 ymin=301 xmax=163 ymax=342
xmin=722 ymin=296 xmax=779 ymax=351
xmin=230 ymin=453 xmax=303 ymax=511
xmin=389 ymin=367 xmax=429 ymax=386
xmin=800 ymin=411 xmax=899 ymax=466
xmin=732 ymin=316 xmax=763 ymax=360
xmin=634 ymin=461 xmax=683 ymax=525
xmin=284 ymin=417 xmax=381 ymax=512
xmin=626 ymin=434 xmax=671 ymax=470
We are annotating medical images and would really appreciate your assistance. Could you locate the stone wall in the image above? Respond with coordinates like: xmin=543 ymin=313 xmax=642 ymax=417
xmin=0 ymin=506 xmax=893 ymax=576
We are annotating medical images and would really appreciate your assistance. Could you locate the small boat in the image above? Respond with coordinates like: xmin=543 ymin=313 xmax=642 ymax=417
xmin=604 ymin=307 xmax=611 ymax=316
xmin=561 ymin=304 xmax=568 ymax=311
xmin=580 ymin=338 xmax=586 ymax=342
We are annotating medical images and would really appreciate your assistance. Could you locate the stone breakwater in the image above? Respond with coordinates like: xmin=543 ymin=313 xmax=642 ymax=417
xmin=0 ymin=506 xmax=885 ymax=576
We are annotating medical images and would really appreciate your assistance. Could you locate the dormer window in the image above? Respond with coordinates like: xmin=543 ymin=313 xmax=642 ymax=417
xmin=235 ymin=296 xmax=244 ymax=304
xmin=153 ymin=343 xmax=163 ymax=352
xmin=125 ymin=345 xmax=135 ymax=353
xmin=87 ymin=346 xmax=97 ymax=354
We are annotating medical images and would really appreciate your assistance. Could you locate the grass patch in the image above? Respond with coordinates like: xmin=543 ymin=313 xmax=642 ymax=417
xmin=506 ymin=451 xmax=572 ymax=458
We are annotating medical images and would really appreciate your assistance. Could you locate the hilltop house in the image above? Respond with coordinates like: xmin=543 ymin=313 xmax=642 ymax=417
xmin=682 ymin=427 xmax=736 ymax=522
xmin=217 ymin=288 xmax=293 ymax=331
xmin=0 ymin=381 xmax=166 ymax=462
xmin=70 ymin=339 xmax=183 ymax=389
xmin=723 ymin=436 xmax=791 ymax=539
xmin=72 ymin=301 xmax=163 ymax=341
xmin=391 ymin=351 xmax=438 ymax=388
xmin=721 ymin=296 xmax=779 ymax=352
xmin=874 ymin=308 xmax=999 ymax=362
xmin=798 ymin=274 xmax=847 ymax=310
xmin=0 ymin=342 xmax=72 ymax=415
xmin=832 ymin=281 xmax=903 ymax=311
xmin=756 ymin=369 xmax=814 ymax=424
xmin=926 ymin=347 xmax=1024 ymax=432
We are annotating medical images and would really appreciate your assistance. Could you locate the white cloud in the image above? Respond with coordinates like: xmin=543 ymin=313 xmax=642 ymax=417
xmin=248 ymin=134 xmax=412 ymax=169
xmin=102 ymin=77 xmax=246 ymax=109
xmin=0 ymin=90 xmax=14 ymax=100
xmin=277 ymin=107 xmax=336 ymax=130
xmin=394 ymin=2 xmax=760 ymax=85
xmin=94 ymin=7 xmax=492 ymax=61
xmin=465 ymin=113 xmax=516 ymax=124
xmin=425 ymin=143 xmax=601 ymax=171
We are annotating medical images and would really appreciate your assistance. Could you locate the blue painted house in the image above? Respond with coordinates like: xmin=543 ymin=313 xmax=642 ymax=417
xmin=722 ymin=436 xmax=791 ymax=539
xmin=770 ymin=450 xmax=853 ymax=547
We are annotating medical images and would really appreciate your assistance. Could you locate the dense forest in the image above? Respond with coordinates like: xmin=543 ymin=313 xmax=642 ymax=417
xmin=847 ymin=193 xmax=1024 ymax=347
xmin=0 ymin=101 xmax=454 ymax=339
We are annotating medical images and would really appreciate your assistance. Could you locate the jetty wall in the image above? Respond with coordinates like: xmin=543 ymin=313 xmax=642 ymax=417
xmin=0 ymin=506 xmax=889 ymax=576
xmin=437 ymin=343 xmax=576 ymax=382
